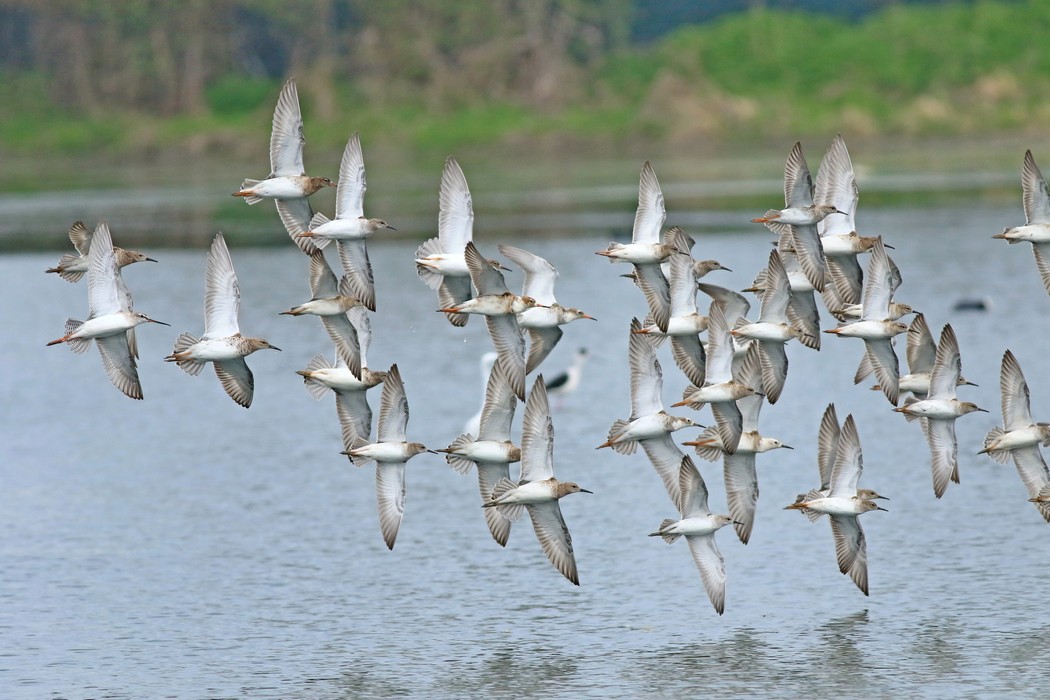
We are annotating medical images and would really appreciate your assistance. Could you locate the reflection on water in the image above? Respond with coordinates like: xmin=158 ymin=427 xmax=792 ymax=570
xmin=4 ymin=202 xmax=1050 ymax=698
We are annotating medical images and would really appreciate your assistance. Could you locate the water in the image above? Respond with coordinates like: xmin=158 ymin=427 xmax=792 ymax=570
xmin=3 ymin=204 xmax=1050 ymax=698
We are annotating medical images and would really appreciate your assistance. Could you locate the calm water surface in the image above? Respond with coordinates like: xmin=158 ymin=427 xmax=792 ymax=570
xmin=3 ymin=203 xmax=1050 ymax=698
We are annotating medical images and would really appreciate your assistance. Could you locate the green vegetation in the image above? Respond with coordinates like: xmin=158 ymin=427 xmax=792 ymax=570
xmin=1 ymin=1 xmax=1049 ymax=163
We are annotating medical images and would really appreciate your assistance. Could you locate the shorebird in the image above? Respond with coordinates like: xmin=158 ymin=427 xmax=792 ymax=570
xmin=894 ymin=324 xmax=986 ymax=498
xmin=752 ymin=141 xmax=841 ymax=291
xmin=859 ymin=313 xmax=974 ymax=399
xmin=438 ymin=359 xmax=522 ymax=546
xmin=993 ymin=149 xmax=1050 ymax=294
xmin=279 ymin=250 xmax=366 ymax=363
xmin=683 ymin=342 xmax=793 ymax=545
xmin=484 ymin=376 xmax=591 ymax=585
xmin=544 ymin=347 xmax=588 ymax=403
xmin=164 ymin=233 xmax=280 ymax=408
xmin=416 ymin=156 xmax=507 ymax=327
xmin=746 ymin=231 xmax=822 ymax=350
xmin=674 ymin=303 xmax=759 ymax=454
xmin=342 ymin=364 xmax=433 ymax=550
xmin=233 ymin=78 xmax=334 ymax=204
xmin=824 ymin=237 xmax=908 ymax=406
xmin=732 ymin=249 xmax=808 ymax=404
xmin=980 ymin=350 xmax=1050 ymax=522
xmin=792 ymin=404 xmax=888 ymax=505
xmin=440 ymin=241 xmax=539 ymax=400
xmin=597 ymin=318 xmax=699 ymax=507
xmin=47 ymin=222 xmax=168 ymax=399
xmin=650 ymin=456 xmax=736 ymax=615
xmin=296 ymin=307 xmax=387 ymax=450
xmin=787 ymin=413 xmax=887 ymax=595
xmin=498 ymin=244 xmax=595 ymax=374
xmin=632 ymin=251 xmax=708 ymax=388
xmin=46 ymin=220 xmax=156 ymax=283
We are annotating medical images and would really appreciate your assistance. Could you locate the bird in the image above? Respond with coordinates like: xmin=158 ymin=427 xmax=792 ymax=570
xmin=484 ymin=375 xmax=591 ymax=585
xmin=440 ymin=241 xmax=538 ymax=400
xmin=792 ymin=404 xmax=888 ymax=506
xmin=164 ymin=233 xmax=281 ymax=408
xmin=673 ymin=302 xmax=758 ymax=455
xmin=859 ymin=313 xmax=975 ymax=399
xmin=824 ymin=237 xmax=908 ymax=406
xmin=342 ymin=364 xmax=433 ymax=550
xmin=752 ymin=141 xmax=841 ymax=291
xmin=649 ymin=455 xmax=736 ymax=615
xmin=632 ymin=251 xmax=708 ymax=388
xmin=46 ymin=220 xmax=156 ymax=283
xmin=992 ymin=149 xmax=1050 ymax=294
xmin=682 ymin=342 xmax=793 ymax=545
xmin=732 ymin=249 xmax=808 ymax=404
xmin=786 ymin=413 xmax=887 ymax=596
xmin=894 ymin=324 xmax=987 ymax=498
xmin=543 ymin=347 xmax=589 ymax=402
xmin=46 ymin=222 xmax=168 ymax=399
xmin=463 ymin=351 xmax=499 ymax=437
xmin=746 ymin=230 xmax=822 ymax=350
xmin=596 ymin=162 xmax=686 ymax=332
xmin=597 ymin=318 xmax=699 ymax=507
xmin=232 ymin=77 xmax=334 ymax=204
xmin=295 ymin=306 xmax=387 ymax=450
xmin=980 ymin=350 xmax=1050 ymax=522
xmin=294 ymin=132 xmax=393 ymax=310
xmin=279 ymin=250 xmax=366 ymax=365
xmin=416 ymin=156 xmax=507 ymax=327
xmin=437 ymin=359 xmax=522 ymax=546
xmin=498 ymin=244 xmax=595 ymax=374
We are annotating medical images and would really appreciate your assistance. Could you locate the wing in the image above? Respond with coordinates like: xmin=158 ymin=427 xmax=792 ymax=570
xmin=86 ymin=222 xmax=122 ymax=317
xmin=789 ymin=223 xmax=826 ymax=292
xmin=863 ymin=337 xmax=900 ymax=406
xmin=1000 ymin=350 xmax=1034 ymax=430
xmin=335 ymin=390 xmax=373 ymax=450
xmin=1030 ymin=242 xmax=1050 ymax=295
xmin=824 ymin=255 xmax=863 ymax=311
xmin=632 ymin=160 xmax=665 ymax=245
xmin=628 ymin=317 xmax=664 ymax=418
xmin=678 ymin=455 xmax=711 ymax=517
xmin=667 ymin=253 xmax=699 ymax=317
xmin=711 ymin=401 xmax=744 ymax=456
xmin=859 ymin=238 xmax=893 ymax=321
xmin=274 ymin=198 xmax=319 ymax=254
xmin=214 ymin=357 xmax=254 ymax=408
xmin=757 ymin=340 xmax=788 ymax=405
xmin=375 ymin=461 xmax=407 ymax=550
xmin=699 ymin=283 xmax=751 ymax=328
xmin=465 ymin=242 xmax=510 ymax=296
xmin=498 ymin=244 xmax=558 ymax=304
xmin=478 ymin=359 xmax=518 ymax=442
xmin=640 ymin=435 xmax=688 ymax=509
xmin=269 ymin=78 xmax=305 ymax=176
xmin=307 ymin=249 xmax=339 ymax=298
xmin=485 ymin=316 xmax=526 ymax=401
xmin=669 ymin=334 xmax=706 ymax=389
xmin=924 ymin=417 xmax=958 ymax=499
xmin=1022 ymin=150 xmax=1050 ymax=224
xmin=633 ymin=262 xmax=671 ymax=333
xmin=336 ymin=239 xmax=376 ymax=312
xmin=685 ymin=534 xmax=727 ymax=615
xmin=829 ymin=515 xmax=869 ymax=595
xmin=906 ymin=313 xmax=936 ymax=375
xmin=335 ymin=132 xmax=366 ymax=219
xmin=520 ymin=377 xmax=554 ymax=482
xmin=525 ymin=327 xmax=563 ymax=375
xmin=815 ymin=134 xmax=858 ymax=237
xmin=320 ymin=313 xmax=362 ymax=380
xmin=705 ymin=303 xmax=734 ymax=385
xmin=437 ymin=276 xmax=473 ymax=327
xmin=816 ymin=404 xmax=840 ymax=491
xmin=439 ymin=156 xmax=474 ymax=252
xmin=828 ymin=414 xmax=863 ymax=498
xmin=734 ymin=343 xmax=763 ymax=431
xmin=927 ymin=324 xmax=961 ymax=400
xmin=203 ymin=233 xmax=241 ymax=338
xmin=377 ymin=364 xmax=409 ymax=443
xmin=787 ymin=290 xmax=821 ymax=350
xmin=95 ymin=333 xmax=142 ymax=400
xmin=1011 ymin=445 xmax=1050 ymax=501
xmin=477 ymin=462 xmax=513 ymax=546
xmin=528 ymin=501 xmax=579 ymax=585
xmin=783 ymin=141 xmax=814 ymax=208
xmin=723 ymin=451 xmax=758 ymax=545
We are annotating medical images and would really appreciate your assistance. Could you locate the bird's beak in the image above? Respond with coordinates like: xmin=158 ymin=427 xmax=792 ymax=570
xmin=781 ymin=444 xmax=794 ymax=450
xmin=386 ymin=224 xmax=398 ymax=231
xmin=720 ymin=267 xmax=733 ymax=273
xmin=873 ymin=494 xmax=889 ymax=500
xmin=584 ymin=314 xmax=597 ymax=321
xmin=579 ymin=488 xmax=594 ymax=494
xmin=149 ymin=318 xmax=170 ymax=326
xmin=670 ymin=399 xmax=689 ymax=408
xmin=875 ymin=505 xmax=889 ymax=511
xmin=270 ymin=345 xmax=282 ymax=351
xmin=146 ymin=257 xmax=158 ymax=263
xmin=426 ymin=449 xmax=440 ymax=454
xmin=963 ymin=380 xmax=979 ymax=387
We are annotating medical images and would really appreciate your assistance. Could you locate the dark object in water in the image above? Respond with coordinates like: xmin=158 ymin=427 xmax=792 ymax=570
xmin=953 ymin=298 xmax=990 ymax=312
